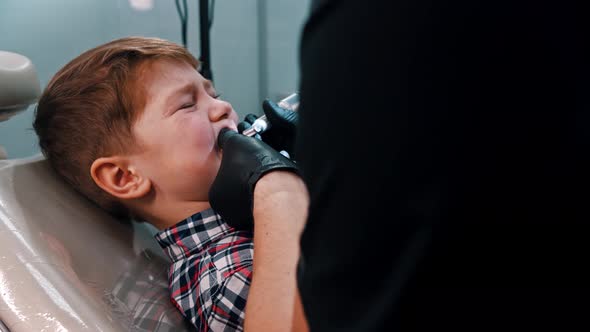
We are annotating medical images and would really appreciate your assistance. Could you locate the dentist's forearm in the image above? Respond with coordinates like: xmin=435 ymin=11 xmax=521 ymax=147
xmin=244 ymin=171 xmax=309 ymax=332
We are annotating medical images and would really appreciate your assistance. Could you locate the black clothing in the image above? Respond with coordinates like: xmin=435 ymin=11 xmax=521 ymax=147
xmin=295 ymin=0 xmax=590 ymax=330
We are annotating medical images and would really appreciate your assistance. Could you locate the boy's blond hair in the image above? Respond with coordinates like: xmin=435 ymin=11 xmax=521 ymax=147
xmin=33 ymin=37 xmax=199 ymax=218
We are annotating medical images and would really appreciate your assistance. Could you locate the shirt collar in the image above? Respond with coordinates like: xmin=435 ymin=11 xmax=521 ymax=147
xmin=154 ymin=208 xmax=233 ymax=262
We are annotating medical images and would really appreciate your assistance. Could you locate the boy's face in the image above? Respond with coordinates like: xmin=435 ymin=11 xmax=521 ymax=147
xmin=131 ymin=59 xmax=239 ymax=204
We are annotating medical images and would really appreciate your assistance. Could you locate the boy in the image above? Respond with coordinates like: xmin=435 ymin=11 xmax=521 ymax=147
xmin=34 ymin=37 xmax=253 ymax=331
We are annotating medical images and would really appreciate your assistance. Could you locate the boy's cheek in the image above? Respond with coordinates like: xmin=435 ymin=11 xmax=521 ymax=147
xmin=188 ymin=127 xmax=218 ymax=153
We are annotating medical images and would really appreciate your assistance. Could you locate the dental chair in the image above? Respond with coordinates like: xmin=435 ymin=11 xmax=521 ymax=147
xmin=0 ymin=52 xmax=192 ymax=331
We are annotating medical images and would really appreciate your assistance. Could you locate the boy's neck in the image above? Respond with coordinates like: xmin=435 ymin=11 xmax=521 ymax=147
xmin=140 ymin=200 xmax=212 ymax=230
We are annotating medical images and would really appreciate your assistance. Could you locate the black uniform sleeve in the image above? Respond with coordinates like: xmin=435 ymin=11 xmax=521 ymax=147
xmin=295 ymin=0 xmax=590 ymax=330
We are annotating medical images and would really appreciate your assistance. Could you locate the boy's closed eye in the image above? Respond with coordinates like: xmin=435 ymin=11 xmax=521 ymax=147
xmin=179 ymin=93 xmax=221 ymax=110
xmin=180 ymin=102 xmax=195 ymax=110
xmin=178 ymin=94 xmax=217 ymax=110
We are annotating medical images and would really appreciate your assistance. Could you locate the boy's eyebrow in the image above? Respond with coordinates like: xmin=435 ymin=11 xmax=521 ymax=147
xmin=164 ymin=83 xmax=193 ymax=105
xmin=165 ymin=79 xmax=215 ymax=104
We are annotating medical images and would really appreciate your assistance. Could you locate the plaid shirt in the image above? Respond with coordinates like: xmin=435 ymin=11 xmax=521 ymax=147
xmin=106 ymin=249 xmax=194 ymax=331
xmin=155 ymin=208 xmax=254 ymax=331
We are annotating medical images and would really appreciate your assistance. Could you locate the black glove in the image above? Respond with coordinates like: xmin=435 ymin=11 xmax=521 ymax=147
xmin=209 ymin=128 xmax=299 ymax=230
xmin=238 ymin=99 xmax=299 ymax=157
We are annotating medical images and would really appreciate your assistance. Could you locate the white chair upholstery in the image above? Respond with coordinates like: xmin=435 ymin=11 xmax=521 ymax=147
xmin=0 ymin=155 xmax=192 ymax=331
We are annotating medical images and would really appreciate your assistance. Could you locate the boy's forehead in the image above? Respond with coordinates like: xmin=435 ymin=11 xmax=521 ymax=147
xmin=138 ymin=58 xmax=197 ymax=84
xmin=138 ymin=59 xmax=203 ymax=100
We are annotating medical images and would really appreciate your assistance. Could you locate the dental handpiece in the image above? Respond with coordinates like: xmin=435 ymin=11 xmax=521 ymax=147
xmin=242 ymin=92 xmax=299 ymax=137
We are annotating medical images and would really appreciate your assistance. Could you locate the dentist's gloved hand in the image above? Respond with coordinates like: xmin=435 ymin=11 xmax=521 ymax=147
xmin=209 ymin=128 xmax=300 ymax=230
xmin=238 ymin=99 xmax=299 ymax=158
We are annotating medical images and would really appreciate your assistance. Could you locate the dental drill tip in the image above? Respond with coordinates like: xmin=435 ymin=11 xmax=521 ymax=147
xmin=242 ymin=127 xmax=257 ymax=137
xmin=251 ymin=116 xmax=269 ymax=133
xmin=242 ymin=116 xmax=268 ymax=137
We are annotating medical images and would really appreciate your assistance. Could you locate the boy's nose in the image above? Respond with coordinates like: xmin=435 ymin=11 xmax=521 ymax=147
xmin=209 ymin=99 xmax=234 ymax=122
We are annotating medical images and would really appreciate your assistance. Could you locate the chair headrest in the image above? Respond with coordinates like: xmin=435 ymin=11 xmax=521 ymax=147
xmin=0 ymin=51 xmax=41 ymax=122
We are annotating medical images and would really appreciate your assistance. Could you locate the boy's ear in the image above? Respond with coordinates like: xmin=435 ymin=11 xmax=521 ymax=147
xmin=90 ymin=156 xmax=151 ymax=200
